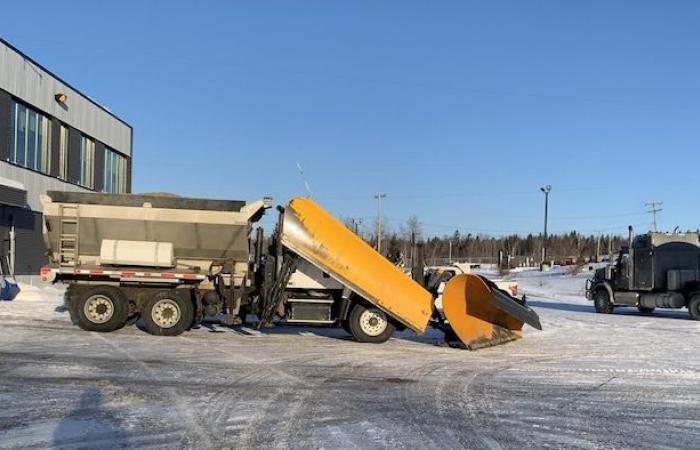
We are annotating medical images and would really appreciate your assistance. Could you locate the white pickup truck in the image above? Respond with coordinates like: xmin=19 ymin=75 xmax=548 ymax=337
xmin=425 ymin=264 xmax=518 ymax=310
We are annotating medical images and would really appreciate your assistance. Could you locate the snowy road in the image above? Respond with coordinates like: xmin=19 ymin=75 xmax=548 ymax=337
xmin=0 ymin=269 xmax=698 ymax=449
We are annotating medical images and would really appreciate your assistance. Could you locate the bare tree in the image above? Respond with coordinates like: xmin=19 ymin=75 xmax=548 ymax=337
xmin=401 ymin=215 xmax=423 ymax=242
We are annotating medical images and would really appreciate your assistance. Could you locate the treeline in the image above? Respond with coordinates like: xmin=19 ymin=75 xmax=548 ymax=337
xmin=344 ymin=217 xmax=625 ymax=266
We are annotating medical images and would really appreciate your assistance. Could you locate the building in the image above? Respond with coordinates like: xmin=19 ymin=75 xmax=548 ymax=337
xmin=0 ymin=38 xmax=133 ymax=281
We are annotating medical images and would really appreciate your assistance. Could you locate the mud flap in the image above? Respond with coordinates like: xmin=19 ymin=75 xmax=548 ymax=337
xmin=442 ymin=274 xmax=542 ymax=350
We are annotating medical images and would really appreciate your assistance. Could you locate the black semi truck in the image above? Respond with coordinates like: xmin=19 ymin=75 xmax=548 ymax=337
xmin=586 ymin=228 xmax=700 ymax=320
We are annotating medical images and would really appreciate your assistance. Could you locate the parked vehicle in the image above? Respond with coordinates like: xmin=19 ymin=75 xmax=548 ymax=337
xmin=424 ymin=264 xmax=518 ymax=310
xmin=40 ymin=191 xmax=541 ymax=349
xmin=586 ymin=227 xmax=700 ymax=320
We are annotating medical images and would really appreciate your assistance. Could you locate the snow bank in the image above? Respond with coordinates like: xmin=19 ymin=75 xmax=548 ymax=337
xmin=0 ymin=282 xmax=68 ymax=322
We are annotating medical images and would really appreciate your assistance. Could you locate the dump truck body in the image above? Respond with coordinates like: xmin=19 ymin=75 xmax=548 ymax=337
xmin=41 ymin=191 xmax=270 ymax=285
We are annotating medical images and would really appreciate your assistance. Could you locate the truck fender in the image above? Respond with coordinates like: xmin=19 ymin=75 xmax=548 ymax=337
xmin=595 ymin=281 xmax=615 ymax=304
xmin=686 ymin=291 xmax=700 ymax=307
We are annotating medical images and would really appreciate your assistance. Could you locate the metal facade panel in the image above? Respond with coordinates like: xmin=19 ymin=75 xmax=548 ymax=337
xmin=0 ymin=40 xmax=131 ymax=156
xmin=0 ymin=184 xmax=27 ymax=207
xmin=0 ymin=90 xmax=9 ymax=161
xmin=0 ymin=161 xmax=88 ymax=212
xmin=0 ymin=207 xmax=46 ymax=275
xmin=68 ymin=127 xmax=81 ymax=185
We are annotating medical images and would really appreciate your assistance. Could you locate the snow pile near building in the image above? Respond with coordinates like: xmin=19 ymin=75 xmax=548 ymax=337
xmin=0 ymin=281 xmax=68 ymax=322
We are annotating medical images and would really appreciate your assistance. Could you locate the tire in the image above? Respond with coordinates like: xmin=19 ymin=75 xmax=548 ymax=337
xmin=347 ymin=303 xmax=396 ymax=343
xmin=688 ymin=295 xmax=700 ymax=321
xmin=637 ymin=306 xmax=655 ymax=314
xmin=75 ymin=285 xmax=129 ymax=332
xmin=593 ymin=289 xmax=613 ymax=314
xmin=143 ymin=289 xmax=194 ymax=336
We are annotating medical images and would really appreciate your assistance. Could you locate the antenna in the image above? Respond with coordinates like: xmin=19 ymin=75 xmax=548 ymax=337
xmin=296 ymin=162 xmax=312 ymax=197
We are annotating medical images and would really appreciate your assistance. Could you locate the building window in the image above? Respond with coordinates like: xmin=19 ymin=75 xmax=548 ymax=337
xmin=8 ymin=100 xmax=51 ymax=173
xmin=58 ymin=124 xmax=69 ymax=180
xmin=103 ymin=148 xmax=127 ymax=193
xmin=79 ymin=135 xmax=95 ymax=189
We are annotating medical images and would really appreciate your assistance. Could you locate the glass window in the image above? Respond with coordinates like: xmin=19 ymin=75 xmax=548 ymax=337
xmin=8 ymin=100 xmax=51 ymax=173
xmin=58 ymin=125 xmax=69 ymax=180
xmin=103 ymin=148 xmax=127 ymax=193
xmin=79 ymin=135 xmax=95 ymax=189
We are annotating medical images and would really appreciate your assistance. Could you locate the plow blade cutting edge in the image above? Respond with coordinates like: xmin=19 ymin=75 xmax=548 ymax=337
xmin=441 ymin=274 xmax=542 ymax=350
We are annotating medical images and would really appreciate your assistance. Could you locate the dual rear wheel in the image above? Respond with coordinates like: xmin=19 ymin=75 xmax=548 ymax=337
xmin=75 ymin=286 xmax=129 ymax=332
xmin=74 ymin=286 xmax=193 ymax=336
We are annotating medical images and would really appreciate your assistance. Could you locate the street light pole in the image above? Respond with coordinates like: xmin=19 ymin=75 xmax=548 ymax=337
xmin=540 ymin=185 xmax=552 ymax=267
xmin=374 ymin=193 xmax=386 ymax=253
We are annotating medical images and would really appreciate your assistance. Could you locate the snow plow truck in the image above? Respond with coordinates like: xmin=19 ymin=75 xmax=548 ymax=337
xmin=39 ymin=191 xmax=541 ymax=349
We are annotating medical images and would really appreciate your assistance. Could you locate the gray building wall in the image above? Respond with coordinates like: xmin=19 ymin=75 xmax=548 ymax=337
xmin=0 ymin=40 xmax=131 ymax=156
xmin=0 ymin=39 xmax=133 ymax=278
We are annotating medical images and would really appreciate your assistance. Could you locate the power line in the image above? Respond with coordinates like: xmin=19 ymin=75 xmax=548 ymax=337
xmin=645 ymin=201 xmax=663 ymax=232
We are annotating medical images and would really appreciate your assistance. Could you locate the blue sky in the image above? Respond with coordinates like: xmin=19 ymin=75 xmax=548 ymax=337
xmin=3 ymin=1 xmax=699 ymax=237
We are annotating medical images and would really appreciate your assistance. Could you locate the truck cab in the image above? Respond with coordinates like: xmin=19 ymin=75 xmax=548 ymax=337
xmin=586 ymin=230 xmax=700 ymax=320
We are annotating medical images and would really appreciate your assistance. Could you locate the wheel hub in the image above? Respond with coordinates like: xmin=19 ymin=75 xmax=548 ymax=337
xmin=359 ymin=308 xmax=388 ymax=336
xmin=152 ymin=299 xmax=181 ymax=328
xmin=84 ymin=295 xmax=114 ymax=324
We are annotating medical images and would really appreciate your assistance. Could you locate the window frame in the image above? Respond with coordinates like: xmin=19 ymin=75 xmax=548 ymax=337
xmin=79 ymin=134 xmax=95 ymax=189
xmin=58 ymin=124 xmax=69 ymax=180
xmin=8 ymin=100 xmax=51 ymax=174
xmin=103 ymin=147 xmax=127 ymax=193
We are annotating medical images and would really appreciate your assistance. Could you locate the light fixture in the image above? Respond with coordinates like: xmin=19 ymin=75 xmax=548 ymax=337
xmin=54 ymin=93 xmax=68 ymax=104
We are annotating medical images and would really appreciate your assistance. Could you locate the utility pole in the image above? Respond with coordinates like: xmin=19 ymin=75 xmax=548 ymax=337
xmin=374 ymin=193 xmax=386 ymax=253
xmin=645 ymin=201 xmax=663 ymax=232
xmin=540 ymin=185 xmax=552 ymax=267
xmin=349 ymin=218 xmax=363 ymax=237
xmin=448 ymin=240 xmax=453 ymax=263
xmin=596 ymin=233 xmax=602 ymax=263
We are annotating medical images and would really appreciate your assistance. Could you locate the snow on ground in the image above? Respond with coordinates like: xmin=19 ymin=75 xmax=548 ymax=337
xmin=0 ymin=282 xmax=67 ymax=322
xmin=0 ymin=271 xmax=698 ymax=449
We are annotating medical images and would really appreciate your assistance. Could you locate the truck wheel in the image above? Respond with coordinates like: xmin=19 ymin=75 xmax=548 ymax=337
xmin=593 ymin=289 xmax=613 ymax=314
xmin=75 ymin=286 xmax=129 ymax=332
xmin=347 ymin=303 xmax=395 ymax=343
xmin=688 ymin=295 xmax=700 ymax=321
xmin=637 ymin=306 xmax=655 ymax=314
xmin=143 ymin=290 xmax=194 ymax=336
xmin=341 ymin=320 xmax=352 ymax=335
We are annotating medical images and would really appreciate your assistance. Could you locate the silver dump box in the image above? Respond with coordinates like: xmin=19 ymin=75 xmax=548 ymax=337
xmin=41 ymin=191 xmax=271 ymax=284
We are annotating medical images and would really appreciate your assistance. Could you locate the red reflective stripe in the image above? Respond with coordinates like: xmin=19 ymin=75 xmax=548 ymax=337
xmin=182 ymin=274 xmax=198 ymax=280
xmin=89 ymin=269 xmax=104 ymax=275
xmin=161 ymin=273 xmax=176 ymax=279
xmin=121 ymin=271 xmax=136 ymax=277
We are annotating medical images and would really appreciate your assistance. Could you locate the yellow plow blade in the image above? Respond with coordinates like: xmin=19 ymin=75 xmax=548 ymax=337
xmin=442 ymin=274 xmax=542 ymax=350
xmin=281 ymin=197 xmax=433 ymax=333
